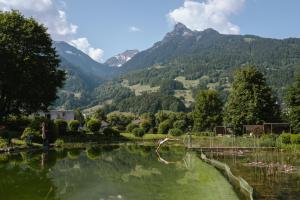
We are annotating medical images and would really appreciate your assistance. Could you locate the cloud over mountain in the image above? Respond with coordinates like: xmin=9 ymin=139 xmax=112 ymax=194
xmin=168 ymin=0 xmax=245 ymax=34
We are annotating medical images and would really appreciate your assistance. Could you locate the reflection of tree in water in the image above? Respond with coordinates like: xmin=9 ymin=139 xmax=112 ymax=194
xmin=0 ymin=151 xmax=59 ymax=200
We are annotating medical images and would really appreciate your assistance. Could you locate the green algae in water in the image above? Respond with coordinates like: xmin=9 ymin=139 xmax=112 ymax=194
xmin=0 ymin=145 xmax=239 ymax=200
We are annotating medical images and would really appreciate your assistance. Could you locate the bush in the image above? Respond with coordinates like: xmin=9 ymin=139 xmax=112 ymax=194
xmin=103 ymin=127 xmax=120 ymax=137
xmin=87 ymin=119 xmax=101 ymax=133
xmin=260 ymin=134 xmax=277 ymax=147
xmin=54 ymin=139 xmax=64 ymax=147
xmin=158 ymin=120 xmax=171 ymax=134
xmin=21 ymin=127 xmax=41 ymax=143
xmin=291 ymin=134 xmax=300 ymax=144
xmin=132 ymin=128 xmax=145 ymax=137
xmin=54 ymin=119 xmax=68 ymax=136
xmin=0 ymin=138 xmax=8 ymax=148
xmin=140 ymin=120 xmax=152 ymax=133
xmin=69 ymin=120 xmax=80 ymax=132
xmin=5 ymin=115 xmax=31 ymax=131
xmin=278 ymin=133 xmax=291 ymax=144
xmin=126 ymin=123 xmax=139 ymax=132
xmin=168 ymin=128 xmax=184 ymax=136
xmin=173 ymin=120 xmax=186 ymax=130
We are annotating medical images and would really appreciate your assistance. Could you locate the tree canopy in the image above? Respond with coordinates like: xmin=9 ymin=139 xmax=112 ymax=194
xmin=0 ymin=11 xmax=65 ymax=118
xmin=285 ymin=74 xmax=300 ymax=133
xmin=193 ymin=90 xmax=223 ymax=131
xmin=224 ymin=66 xmax=280 ymax=133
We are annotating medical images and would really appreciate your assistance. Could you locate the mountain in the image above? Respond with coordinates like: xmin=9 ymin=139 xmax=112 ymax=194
xmin=55 ymin=23 xmax=300 ymax=113
xmin=52 ymin=41 xmax=119 ymax=109
xmin=105 ymin=49 xmax=139 ymax=67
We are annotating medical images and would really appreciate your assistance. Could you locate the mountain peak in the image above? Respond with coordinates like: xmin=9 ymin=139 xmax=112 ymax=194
xmin=174 ymin=23 xmax=190 ymax=32
xmin=105 ymin=49 xmax=139 ymax=67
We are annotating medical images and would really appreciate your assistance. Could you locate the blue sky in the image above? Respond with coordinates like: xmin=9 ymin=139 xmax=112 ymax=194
xmin=1 ymin=0 xmax=300 ymax=62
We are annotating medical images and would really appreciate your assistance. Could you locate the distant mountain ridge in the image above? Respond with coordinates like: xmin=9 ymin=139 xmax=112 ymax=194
xmin=53 ymin=23 xmax=300 ymax=112
xmin=105 ymin=49 xmax=139 ymax=67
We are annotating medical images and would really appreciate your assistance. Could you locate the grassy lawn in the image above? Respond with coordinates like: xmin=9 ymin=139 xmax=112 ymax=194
xmin=121 ymin=133 xmax=171 ymax=140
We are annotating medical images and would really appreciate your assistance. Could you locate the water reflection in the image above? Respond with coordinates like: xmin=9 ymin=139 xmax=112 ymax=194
xmin=207 ymin=150 xmax=300 ymax=200
xmin=0 ymin=145 xmax=239 ymax=200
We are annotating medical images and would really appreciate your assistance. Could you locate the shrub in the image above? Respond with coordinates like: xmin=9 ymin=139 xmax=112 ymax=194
xmin=126 ymin=123 xmax=139 ymax=132
xmin=173 ymin=120 xmax=186 ymax=130
xmin=260 ymin=134 xmax=277 ymax=147
xmin=168 ymin=128 xmax=184 ymax=136
xmin=158 ymin=120 xmax=171 ymax=134
xmin=54 ymin=139 xmax=64 ymax=147
xmin=140 ymin=120 xmax=152 ymax=133
xmin=54 ymin=119 xmax=68 ymax=136
xmin=103 ymin=127 xmax=120 ymax=137
xmin=0 ymin=138 xmax=8 ymax=148
xmin=132 ymin=128 xmax=145 ymax=137
xmin=21 ymin=127 xmax=41 ymax=143
xmin=69 ymin=120 xmax=80 ymax=132
xmin=278 ymin=133 xmax=291 ymax=144
xmin=87 ymin=119 xmax=101 ymax=133
xmin=5 ymin=115 xmax=31 ymax=131
xmin=291 ymin=134 xmax=300 ymax=144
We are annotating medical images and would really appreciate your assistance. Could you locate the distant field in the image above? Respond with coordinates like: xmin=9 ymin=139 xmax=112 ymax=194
xmin=122 ymin=79 xmax=160 ymax=96
xmin=174 ymin=90 xmax=194 ymax=107
xmin=175 ymin=76 xmax=200 ymax=89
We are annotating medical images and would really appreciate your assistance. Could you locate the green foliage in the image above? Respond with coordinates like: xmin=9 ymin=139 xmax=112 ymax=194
xmin=107 ymin=113 xmax=134 ymax=130
xmin=260 ymin=134 xmax=277 ymax=147
xmin=141 ymin=112 xmax=156 ymax=127
xmin=278 ymin=133 xmax=291 ymax=144
xmin=159 ymin=79 xmax=184 ymax=95
xmin=132 ymin=128 xmax=145 ymax=137
xmin=0 ymin=11 xmax=65 ymax=118
xmin=285 ymin=74 xmax=300 ymax=133
xmin=168 ymin=128 xmax=184 ymax=136
xmin=54 ymin=119 xmax=68 ymax=136
xmin=69 ymin=120 xmax=80 ymax=132
xmin=126 ymin=123 xmax=139 ymax=132
xmin=29 ymin=116 xmax=57 ymax=142
xmin=87 ymin=119 xmax=101 ymax=133
xmin=0 ymin=138 xmax=8 ymax=148
xmin=173 ymin=120 xmax=187 ymax=131
xmin=193 ymin=90 xmax=223 ymax=132
xmin=103 ymin=127 xmax=120 ymax=137
xmin=224 ymin=66 xmax=280 ymax=134
xmin=21 ymin=127 xmax=41 ymax=143
xmin=290 ymin=134 xmax=300 ymax=144
xmin=112 ymin=92 xmax=186 ymax=114
xmin=158 ymin=120 xmax=171 ymax=134
xmin=140 ymin=120 xmax=152 ymax=133
xmin=4 ymin=116 xmax=31 ymax=131
xmin=94 ymin=108 xmax=106 ymax=121
xmin=74 ymin=109 xmax=85 ymax=125
xmin=54 ymin=139 xmax=64 ymax=147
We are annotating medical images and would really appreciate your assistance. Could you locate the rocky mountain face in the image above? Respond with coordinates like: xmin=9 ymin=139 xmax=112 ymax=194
xmin=105 ymin=49 xmax=139 ymax=67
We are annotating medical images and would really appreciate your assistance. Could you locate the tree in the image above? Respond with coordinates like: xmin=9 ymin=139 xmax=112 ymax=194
xmin=87 ymin=119 xmax=101 ymax=133
xmin=193 ymin=90 xmax=223 ymax=132
xmin=94 ymin=108 xmax=106 ymax=121
xmin=69 ymin=120 xmax=80 ymax=132
xmin=224 ymin=66 xmax=280 ymax=133
xmin=285 ymin=74 xmax=300 ymax=133
xmin=0 ymin=11 xmax=65 ymax=119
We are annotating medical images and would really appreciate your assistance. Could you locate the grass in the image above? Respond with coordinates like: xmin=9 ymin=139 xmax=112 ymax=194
xmin=174 ymin=90 xmax=194 ymax=107
xmin=122 ymin=81 xmax=160 ymax=96
xmin=121 ymin=133 xmax=170 ymax=140
xmin=174 ymin=76 xmax=199 ymax=89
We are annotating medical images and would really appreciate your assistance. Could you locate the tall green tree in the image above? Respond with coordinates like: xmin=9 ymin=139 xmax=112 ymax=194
xmin=193 ymin=90 xmax=223 ymax=131
xmin=0 ymin=11 xmax=65 ymax=119
xmin=285 ymin=74 xmax=300 ymax=133
xmin=224 ymin=66 xmax=280 ymax=133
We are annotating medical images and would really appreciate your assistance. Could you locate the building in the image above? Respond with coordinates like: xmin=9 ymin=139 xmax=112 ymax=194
xmin=37 ymin=110 xmax=75 ymax=121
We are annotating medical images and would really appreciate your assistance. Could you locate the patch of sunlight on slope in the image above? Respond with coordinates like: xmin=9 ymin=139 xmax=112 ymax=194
xmin=122 ymin=79 xmax=160 ymax=96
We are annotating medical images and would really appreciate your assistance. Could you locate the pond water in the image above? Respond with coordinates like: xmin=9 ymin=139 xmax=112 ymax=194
xmin=0 ymin=145 xmax=239 ymax=200
xmin=206 ymin=150 xmax=300 ymax=200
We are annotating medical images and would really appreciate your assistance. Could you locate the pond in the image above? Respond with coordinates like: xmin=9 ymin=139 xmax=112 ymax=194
xmin=206 ymin=150 xmax=300 ymax=200
xmin=0 ymin=145 xmax=239 ymax=200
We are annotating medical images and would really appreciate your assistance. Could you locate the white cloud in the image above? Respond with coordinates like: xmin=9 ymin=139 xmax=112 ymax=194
xmin=0 ymin=0 xmax=78 ymax=39
xmin=129 ymin=26 xmax=141 ymax=32
xmin=68 ymin=38 xmax=104 ymax=63
xmin=168 ymin=0 xmax=245 ymax=34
